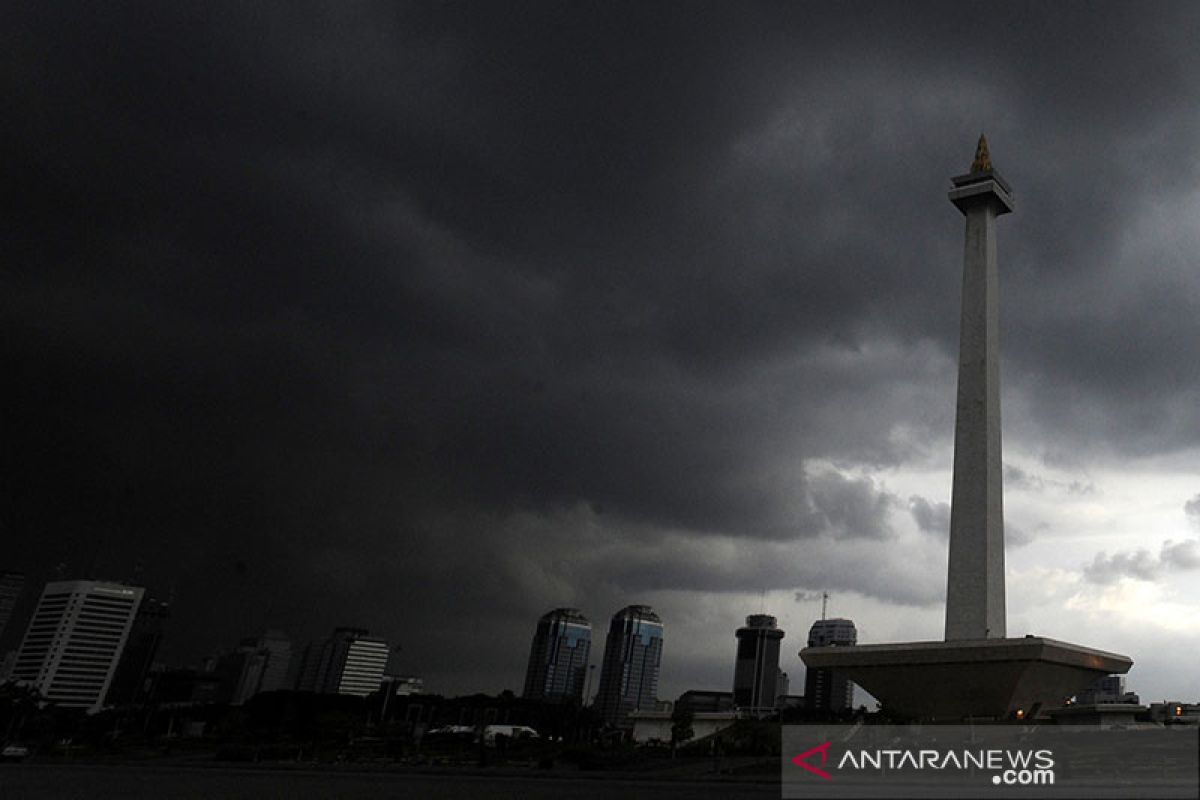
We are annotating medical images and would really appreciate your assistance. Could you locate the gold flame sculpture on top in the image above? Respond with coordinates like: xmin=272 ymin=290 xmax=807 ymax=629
xmin=970 ymin=134 xmax=992 ymax=173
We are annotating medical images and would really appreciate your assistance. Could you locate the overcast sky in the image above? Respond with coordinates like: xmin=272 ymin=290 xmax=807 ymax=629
xmin=4 ymin=2 xmax=1199 ymax=703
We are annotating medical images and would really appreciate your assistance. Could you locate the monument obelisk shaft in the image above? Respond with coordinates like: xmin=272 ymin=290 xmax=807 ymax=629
xmin=945 ymin=136 xmax=1013 ymax=641
xmin=801 ymin=139 xmax=1132 ymax=721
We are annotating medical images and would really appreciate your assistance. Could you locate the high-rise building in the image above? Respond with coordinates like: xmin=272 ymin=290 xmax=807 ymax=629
xmin=209 ymin=630 xmax=293 ymax=705
xmin=804 ymin=617 xmax=856 ymax=713
xmin=249 ymin=629 xmax=292 ymax=694
xmin=11 ymin=580 xmax=144 ymax=712
xmin=210 ymin=647 xmax=262 ymax=705
xmin=732 ymin=614 xmax=785 ymax=716
xmin=595 ymin=605 xmax=664 ymax=728
xmin=776 ymin=669 xmax=790 ymax=706
xmin=0 ymin=572 xmax=26 ymax=642
xmin=522 ymin=607 xmax=591 ymax=702
xmin=338 ymin=636 xmax=389 ymax=697
xmin=294 ymin=627 xmax=388 ymax=697
xmin=105 ymin=595 xmax=170 ymax=706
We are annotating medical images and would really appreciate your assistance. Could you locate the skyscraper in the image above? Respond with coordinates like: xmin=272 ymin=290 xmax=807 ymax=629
xmin=11 ymin=580 xmax=144 ymax=712
xmin=732 ymin=614 xmax=785 ymax=716
xmin=522 ymin=607 xmax=591 ymax=702
xmin=294 ymin=627 xmax=388 ymax=697
xmin=212 ymin=630 xmax=293 ymax=705
xmin=248 ymin=629 xmax=292 ymax=694
xmin=595 ymin=605 xmax=663 ymax=728
xmin=105 ymin=595 xmax=170 ymax=706
xmin=804 ymin=617 xmax=856 ymax=713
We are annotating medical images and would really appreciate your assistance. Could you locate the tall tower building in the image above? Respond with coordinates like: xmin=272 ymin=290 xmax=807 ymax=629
xmin=105 ymin=595 xmax=170 ymax=706
xmin=732 ymin=614 xmax=785 ymax=716
xmin=594 ymin=605 xmax=663 ymax=728
xmin=294 ymin=627 xmax=388 ymax=697
xmin=11 ymin=580 xmax=144 ymax=712
xmin=945 ymin=134 xmax=1013 ymax=641
xmin=522 ymin=607 xmax=591 ymax=702
xmin=804 ymin=617 xmax=856 ymax=713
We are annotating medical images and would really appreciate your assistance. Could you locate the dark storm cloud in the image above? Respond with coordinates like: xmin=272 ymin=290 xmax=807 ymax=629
xmin=1083 ymin=539 xmax=1200 ymax=584
xmin=5 ymin=2 xmax=1200 ymax=689
xmin=909 ymin=496 xmax=950 ymax=536
xmin=806 ymin=471 xmax=898 ymax=540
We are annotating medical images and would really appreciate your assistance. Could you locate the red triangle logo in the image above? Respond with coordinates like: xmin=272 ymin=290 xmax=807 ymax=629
xmin=791 ymin=741 xmax=832 ymax=780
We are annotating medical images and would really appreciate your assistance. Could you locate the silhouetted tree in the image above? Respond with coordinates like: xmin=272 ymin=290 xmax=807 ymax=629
xmin=670 ymin=704 xmax=694 ymax=755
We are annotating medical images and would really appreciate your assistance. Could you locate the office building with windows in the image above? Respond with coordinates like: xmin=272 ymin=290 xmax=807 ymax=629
xmin=209 ymin=629 xmax=293 ymax=705
xmin=294 ymin=627 xmax=388 ymax=697
xmin=249 ymin=629 xmax=293 ymax=694
xmin=11 ymin=580 xmax=144 ymax=712
xmin=522 ymin=607 xmax=591 ymax=702
xmin=105 ymin=594 xmax=170 ymax=706
xmin=804 ymin=617 xmax=857 ymax=713
xmin=732 ymin=614 xmax=785 ymax=716
xmin=595 ymin=605 xmax=664 ymax=728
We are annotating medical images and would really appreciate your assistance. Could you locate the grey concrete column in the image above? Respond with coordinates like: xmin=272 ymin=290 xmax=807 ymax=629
xmin=944 ymin=139 xmax=1014 ymax=641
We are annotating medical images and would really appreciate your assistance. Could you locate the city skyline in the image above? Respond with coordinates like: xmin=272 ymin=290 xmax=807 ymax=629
xmin=0 ymin=568 xmax=1182 ymax=715
xmin=4 ymin=3 xmax=1200 ymax=705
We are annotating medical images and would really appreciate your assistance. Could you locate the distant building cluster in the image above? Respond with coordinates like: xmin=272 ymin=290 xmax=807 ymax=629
xmin=19 ymin=568 xmax=1177 ymax=736
xmin=516 ymin=603 xmax=859 ymax=734
xmin=0 ymin=574 xmax=419 ymax=714
xmin=0 ymin=567 xmax=876 ymax=734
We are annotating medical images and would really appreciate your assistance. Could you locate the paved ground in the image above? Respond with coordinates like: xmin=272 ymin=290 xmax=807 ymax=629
xmin=0 ymin=763 xmax=782 ymax=800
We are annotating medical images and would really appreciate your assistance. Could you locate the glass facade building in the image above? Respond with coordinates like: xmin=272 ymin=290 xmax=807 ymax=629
xmin=522 ymin=607 xmax=591 ymax=702
xmin=595 ymin=605 xmax=663 ymax=728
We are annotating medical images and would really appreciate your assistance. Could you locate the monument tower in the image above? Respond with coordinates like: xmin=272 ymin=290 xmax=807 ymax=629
xmin=800 ymin=139 xmax=1132 ymax=720
xmin=945 ymin=135 xmax=1012 ymax=641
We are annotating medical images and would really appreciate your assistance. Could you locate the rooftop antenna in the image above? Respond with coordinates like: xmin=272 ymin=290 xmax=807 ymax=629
xmin=822 ymin=591 xmax=829 ymax=621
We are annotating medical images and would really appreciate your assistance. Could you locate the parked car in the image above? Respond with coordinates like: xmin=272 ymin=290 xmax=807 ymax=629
xmin=1 ymin=743 xmax=30 ymax=762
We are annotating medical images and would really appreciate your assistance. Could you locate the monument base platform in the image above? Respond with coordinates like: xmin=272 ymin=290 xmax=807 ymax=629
xmin=800 ymin=636 xmax=1132 ymax=721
